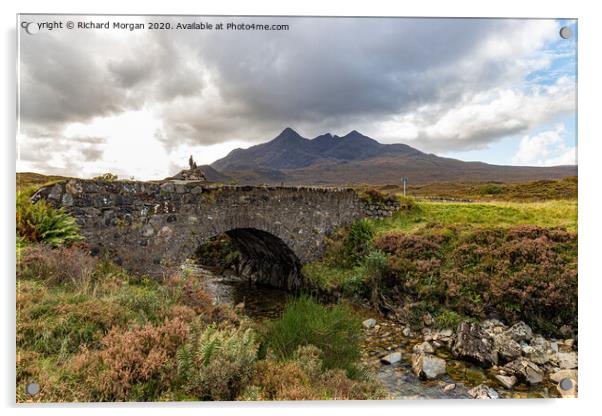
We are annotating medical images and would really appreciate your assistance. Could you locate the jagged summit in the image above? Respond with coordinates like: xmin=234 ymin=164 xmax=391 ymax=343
xmin=209 ymin=128 xmax=576 ymax=185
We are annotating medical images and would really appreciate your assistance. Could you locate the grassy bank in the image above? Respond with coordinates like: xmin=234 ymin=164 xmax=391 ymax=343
xmin=16 ymin=245 xmax=385 ymax=402
xmin=371 ymin=199 xmax=577 ymax=234
xmin=304 ymin=198 xmax=577 ymax=336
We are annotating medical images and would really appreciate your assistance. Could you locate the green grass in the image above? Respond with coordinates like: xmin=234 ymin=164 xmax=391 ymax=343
xmin=266 ymin=296 xmax=362 ymax=377
xmin=370 ymin=199 xmax=577 ymax=235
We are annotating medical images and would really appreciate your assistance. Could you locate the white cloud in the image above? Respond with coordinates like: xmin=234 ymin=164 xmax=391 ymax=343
xmin=372 ymin=76 xmax=575 ymax=152
xmin=512 ymin=124 xmax=576 ymax=166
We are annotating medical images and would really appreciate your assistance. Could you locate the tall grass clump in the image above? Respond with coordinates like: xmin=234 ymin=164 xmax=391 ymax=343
xmin=267 ymin=296 xmax=362 ymax=376
xmin=16 ymin=191 xmax=81 ymax=246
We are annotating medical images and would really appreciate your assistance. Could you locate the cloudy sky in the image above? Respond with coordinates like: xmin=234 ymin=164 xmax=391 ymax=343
xmin=17 ymin=15 xmax=577 ymax=180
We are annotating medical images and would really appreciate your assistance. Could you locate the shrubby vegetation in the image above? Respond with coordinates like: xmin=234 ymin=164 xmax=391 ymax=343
xmin=92 ymin=173 xmax=119 ymax=181
xmin=359 ymin=188 xmax=398 ymax=206
xmin=17 ymin=242 xmax=382 ymax=402
xmin=305 ymin=199 xmax=577 ymax=337
xmin=15 ymin=174 xmax=577 ymax=401
xmin=177 ymin=323 xmax=259 ymax=400
xmin=16 ymin=190 xmax=81 ymax=247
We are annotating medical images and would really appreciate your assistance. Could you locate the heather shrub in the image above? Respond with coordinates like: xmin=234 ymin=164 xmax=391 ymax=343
xmin=373 ymin=225 xmax=577 ymax=336
xmin=17 ymin=244 xmax=97 ymax=291
xmin=72 ymin=318 xmax=189 ymax=401
xmin=166 ymin=275 xmax=215 ymax=314
xmin=249 ymin=359 xmax=312 ymax=400
xmin=443 ymin=226 xmax=577 ymax=333
xmin=374 ymin=231 xmax=445 ymax=261
xmin=247 ymin=345 xmax=386 ymax=400
xmin=163 ymin=274 xmax=238 ymax=324
xmin=16 ymin=191 xmax=81 ymax=246
xmin=16 ymin=349 xmax=93 ymax=403
xmin=176 ymin=323 xmax=258 ymax=400
xmin=267 ymin=296 xmax=362 ymax=376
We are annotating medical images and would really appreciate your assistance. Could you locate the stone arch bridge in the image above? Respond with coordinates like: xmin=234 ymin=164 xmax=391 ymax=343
xmin=33 ymin=179 xmax=399 ymax=290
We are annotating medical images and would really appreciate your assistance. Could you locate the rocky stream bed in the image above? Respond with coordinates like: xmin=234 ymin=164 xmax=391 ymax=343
xmin=185 ymin=263 xmax=578 ymax=400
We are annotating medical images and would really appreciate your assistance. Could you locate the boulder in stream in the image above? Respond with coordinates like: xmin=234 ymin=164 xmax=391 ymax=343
xmin=503 ymin=359 xmax=544 ymax=385
xmin=411 ymin=353 xmax=447 ymax=380
xmin=494 ymin=374 xmax=517 ymax=390
xmin=467 ymin=384 xmax=501 ymax=399
xmin=381 ymin=352 xmax=402 ymax=365
xmin=451 ymin=321 xmax=498 ymax=367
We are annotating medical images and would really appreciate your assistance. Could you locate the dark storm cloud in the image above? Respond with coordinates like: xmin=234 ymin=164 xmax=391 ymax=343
xmin=155 ymin=17 xmax=570 ymax=148
xmin=19 ymin=16 xmax=572 ymax=155
xmin=19 ymin=17 xmax=203 ymax=137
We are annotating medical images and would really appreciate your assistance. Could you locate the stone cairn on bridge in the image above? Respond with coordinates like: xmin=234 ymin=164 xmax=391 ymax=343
xmin=168 ymin=155 xmax=207 ymax=181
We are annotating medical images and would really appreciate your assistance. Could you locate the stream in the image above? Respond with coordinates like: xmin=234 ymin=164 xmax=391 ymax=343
xmin=183 ymin=263 xmax=560 ymax=400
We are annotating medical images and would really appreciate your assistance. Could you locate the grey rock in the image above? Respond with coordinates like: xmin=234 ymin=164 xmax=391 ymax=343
xmin=555 ymin=352 xmax=578 ymax=369
xmin=493 ymin=333 xmax=522 ymax=362
xmin=159 ymin=182 xmax=175 ymax=192
xmin=381 ymin=352 xmax=402 ymax=365
xmin=550 ymin=369 xmax=578 ymax=383
xmin=524 ymin=343 xmax=549 ymax=365
xmin=413 ymin=341 xmax=434 ymax=354
xmin=504 ymin=359 xmax=544 ymax=385
xmin=451 ymin=321 xmax=498 ymax=367
xmin=61 ymin=192 xmax=74 ymax=207
xmin=442 ymin=383 xmax=456 ymax=392
xmin=495 ymin=374 xmax=517 ymax=389
xmin=468 ymin=384 xmax=501 ymax=399
xmin=141 ymin=224 xmax=155 ymax=237
xmin=438 ymin=328 xmax=453 ymax=338
xmin=564 ymin=338 xmax=575 ymax=349
xmin=411 ymin=353 xmax=446 ymax=380
xmin=481 ymin=319 xmax=506 ymax=335
xmin=505 ymin=321 xmax=533 ymax=343
xmin=422 ymin=312 xmax=434 ymax=326
xmin=362 ymin=318 xmax=377 ymax=329
xmin=48 ymin=184 xmax=63 ymax=201
xmin=402 ymin=327 xmax=412 ymax=337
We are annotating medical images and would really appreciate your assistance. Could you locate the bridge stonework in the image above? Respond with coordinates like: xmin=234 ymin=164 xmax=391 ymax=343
xmin=33 ymin=179 xmax=399 ymax=289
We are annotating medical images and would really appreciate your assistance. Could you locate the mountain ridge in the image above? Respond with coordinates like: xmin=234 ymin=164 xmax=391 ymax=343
xmin=209 ymin=128 xmax=576 ymax=185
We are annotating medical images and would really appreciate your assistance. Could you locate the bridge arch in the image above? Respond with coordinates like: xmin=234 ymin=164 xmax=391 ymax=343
xmin=197 ymin=228 xmax=302 ymax=290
